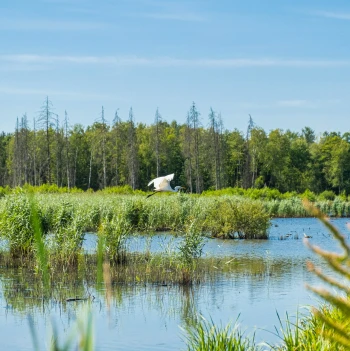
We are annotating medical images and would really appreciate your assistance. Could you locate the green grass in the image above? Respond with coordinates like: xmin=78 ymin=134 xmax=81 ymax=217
xmin=0 ymin=193 xmax=272 ymax=261
xmin=184 ymin=316 xmax=258 ymax=351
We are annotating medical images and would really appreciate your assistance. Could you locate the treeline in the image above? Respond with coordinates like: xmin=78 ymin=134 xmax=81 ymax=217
xmin=1 ymin=97 xmax=350 ymax=194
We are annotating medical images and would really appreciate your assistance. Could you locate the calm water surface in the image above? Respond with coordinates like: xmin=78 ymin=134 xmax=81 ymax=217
xmin=0 ymin=217 xmax=349 ymax=350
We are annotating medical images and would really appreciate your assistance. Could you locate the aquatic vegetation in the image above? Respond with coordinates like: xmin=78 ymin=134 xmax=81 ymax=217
xmin=178 ymin=218 xmax=206 ymax=264
xmin=184 ymin=316 xmax=258 ymax=351
xmin=0 ymin=193 xmax=273 ymax=255
xmin=98 ymin=213 xmax=131 ymax=263
xmin=204 ymin=197 xmax=271 ymax=239
xmin=270 ymin=311 xmax=331 ymax=351
xmin=177 ymin=218 xmax=206 ymax=285
xmin=0 ymin=194 xmax=35 ymax=256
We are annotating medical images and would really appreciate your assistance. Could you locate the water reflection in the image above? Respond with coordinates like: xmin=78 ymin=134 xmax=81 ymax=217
xmin=0 ymin=217 xmax=348 ymax=350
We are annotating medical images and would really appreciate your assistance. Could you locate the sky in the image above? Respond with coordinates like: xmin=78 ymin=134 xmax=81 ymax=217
xmin=1 ymin=0 xmax=350 ymax=135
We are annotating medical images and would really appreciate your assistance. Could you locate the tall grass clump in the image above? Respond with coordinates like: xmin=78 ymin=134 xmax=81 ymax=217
xmin=178 ymin=218 xmax=206 ymax=264
xmin=47 ymin=200 xmax=86 ymax=265
xmin=270 ymin=311 xmax=331 ymax=351
xmin=0 ymin=194 xmax=35 ymax=256
xmin=98 ymin=213 xmax=131 ymax=264
xmin=184 ymin=316 xmax=258 ymax=351
xmin=204 ymin=198 xmax=271 ymax=239
xmin=29 ymin=195 xmax=50 ymax=291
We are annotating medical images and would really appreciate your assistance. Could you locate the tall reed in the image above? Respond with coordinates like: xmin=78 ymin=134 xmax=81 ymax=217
xmin=184 ymin=315 xmax=258 ymax=351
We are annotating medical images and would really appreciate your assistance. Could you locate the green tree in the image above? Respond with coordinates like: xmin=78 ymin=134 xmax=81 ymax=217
xmin=262 ymin=129 xmax=291 ymax=191
xmin=321 ymin=135 xmax=350 ymax=193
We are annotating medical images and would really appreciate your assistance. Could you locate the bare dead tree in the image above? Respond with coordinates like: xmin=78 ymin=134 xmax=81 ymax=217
xmin=127 ymin=107 xmax=138 ymax=190
xmin=54 ymin=113 xmax=64 ymax=186
xmin=189 ymin=102 xmax=201 ymax=193
xmin=33 ymin=118 xmax=37 ymax=186
xmin=100 ymin=106 xmax=108 ymax=188
xmin=21 ymin=114 xmax=30 ymax=184
xmin=242 ymin=115 xmax=254 ymax=189
xmin=217 ymin=112 xmax=225 ymax=188
xmin=13 ymin=117 xmax=20 ymax=186
xmin=209 ymin=108 xmax=220 ymax=190
xmin=184 ymin=111 xmax=193 ymax=193
xmin=38 ymin=96 xmax=55 ymax=184
xmin=64 ymin=111 xmax=71 ymax=189
xmin=112 ymin=109 xmax=122 ymax=186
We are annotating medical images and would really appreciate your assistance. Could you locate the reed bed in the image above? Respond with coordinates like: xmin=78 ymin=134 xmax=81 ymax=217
xmin=2 ymin=191 xmax=350 ymax=265
xmin=0 ymin=193 xmax=271 ymax=260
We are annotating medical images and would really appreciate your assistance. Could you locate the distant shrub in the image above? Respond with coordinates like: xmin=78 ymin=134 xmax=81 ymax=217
xmin=301 ymin=189 xmax=316 ymax=202
xmin=318 ymin=190 xmax=336 ymax=201
xmin=101 ymin=185 xmax=134 ymax=194
xmin=204 ymin=198 xmax=271 ymax=239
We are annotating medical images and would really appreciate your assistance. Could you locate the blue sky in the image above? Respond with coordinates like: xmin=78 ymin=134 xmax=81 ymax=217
xmin=1 ymin=0 xmax=349 ymax=135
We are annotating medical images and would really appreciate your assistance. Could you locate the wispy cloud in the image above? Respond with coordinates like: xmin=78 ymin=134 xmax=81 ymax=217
xmin=1 ymin=54 xmax=350 ymax=68
xmin=0 ymin=18 xmax=110 ymax=31
xmin=314 ymin=11 xmax=350 ymax=20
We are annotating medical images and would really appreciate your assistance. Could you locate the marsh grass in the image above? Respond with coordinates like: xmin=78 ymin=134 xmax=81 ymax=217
xmin=29 ymin=194 xmax=50 ymax=294
xmin=267 ymin=311 xmax=331 ymax=351
xmin=204 ymin=198 xmax=270 ymax=239
xmin=0 ymin=193 xmax=273 ymax=268
xmin=0 ymin=194 xmax=35 ymax=256
xmin=98 ymin=213 xmax=131 ymax=264
xmin=183 ymin=315 xmax=258 ymax=351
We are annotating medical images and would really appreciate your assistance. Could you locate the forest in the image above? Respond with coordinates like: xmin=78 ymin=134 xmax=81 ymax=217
xmin=1 ymin=97 xmax=350 ymax=194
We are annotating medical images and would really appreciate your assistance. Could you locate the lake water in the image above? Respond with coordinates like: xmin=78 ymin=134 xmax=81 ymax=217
xmin=0 ymin=217 xmax=349 ymax=350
